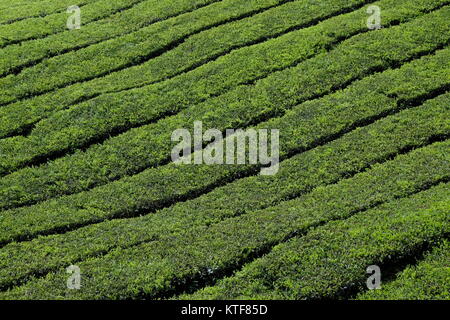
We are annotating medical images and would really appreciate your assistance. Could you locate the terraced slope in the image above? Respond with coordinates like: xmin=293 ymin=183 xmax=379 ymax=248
xmin=183 ymin=182 xmax=449 ymax=300
xmin=0 ymin=0 xmax=448 ymax=300
xmin=0 ymin=0 xmax=153 ymax=47
xmin=357 ymin=240 xmax=449 ymax=300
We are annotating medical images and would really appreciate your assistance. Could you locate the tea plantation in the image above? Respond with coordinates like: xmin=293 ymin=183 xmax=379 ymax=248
xmin=0 ymin=0 xmax=448 ymax=300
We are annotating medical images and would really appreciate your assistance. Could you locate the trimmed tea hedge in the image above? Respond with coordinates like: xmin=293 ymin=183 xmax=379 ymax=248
xmin=0 ymin=0 xmax=98 ymax=24
xmin=0 ymin=0 xmax=448 ymax=299
xmin=1 ymin=164 xmax=448 ymax=299
xmin=1 ymin=3 xmax=447 ymax=147
xmin=0 ymin=0 xmax=223 ymax=76
xmin=0 ymin=88 xmax=448 ymax=247
xmin=0 ymin=0 xmax=294 ymax=98
xmin=0 ymin=129 xmax=448 ymax=290
xmin=1 ymin=0 xmax=412 ymax=137
xmin=1 ymin=41 xmax=449 ymax=209
xmin=357 ymin=240 xmax=450 ymax=300
xmin=183 ymin=183 xmax=449 ymax=300
xmin=0 ymin=0 xmax=146 ymax=48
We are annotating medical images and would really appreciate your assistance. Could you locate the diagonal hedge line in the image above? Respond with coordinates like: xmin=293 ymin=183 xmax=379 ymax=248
xmin=2 ymin=6 xmax=448 ymax=173
xmin=0 ymin=0 xmax=296 ymax=49
xmin=0 ymin=145 xmax=448 ymax=299
xmin=0 ymin=48 xmax=448 ymax=214
xmin=1 ymin=0 xmax=372 ymax=106
xmin=357 ymin=239 xmax=450 ymax=300
xmin=0 ymin=0 xmax=41 ymax=7
xmin=0 ymin=0 xmax=224 ymax=77
xmin=0 ymin=77 xmax=448 ymax=248
xmin=0 ymin=0 xmax=149 ymax=48
xmin=3 ymin=1 xmax=398 ymax=165
xmin=0 ymin=0 xmax=40 ymax=10
xmin=0 ymin=0 xmax=418 ymax=138
xmin=0 ymin=113 xmax=448 ymax=291
xmin=0 ymin=0 xmax=99 ymax=24
xmin=2 ymin=0 xmax=447 ymax=106
xmin=0 ymin=0 xmax=292 ymax=89
xmin=0 ymin=12 xmax=449 ymax=208
xmin=182 ymin=182 xmax=449 ymax=300
xmin=2 ymin=0 xmax=446 ymax=302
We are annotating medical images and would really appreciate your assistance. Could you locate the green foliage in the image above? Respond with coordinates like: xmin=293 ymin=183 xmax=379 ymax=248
xmin=0 ymin=125 xmax=448 ymax=291
xmin=1 ymin=7 xmax=449 ymax=209
xmin=0 ymin=0 xmax=286 ymax=99
xmin=0 ymin=0 xmax=147 ymax=47
xmin=357 ymin=240 xmax=450 ymax=300
xmin=0 ymin=0 xmax=221 ymax=77
xmin=0 ymin=0 xmax=448 ymax=300
xmin=184 ymin=183 xmax=449 ymax=300
xmin=0 ymin=0 xmax=446 ymax=136
xmin=0 ymin=90 xmax=448 ymax=264
xmin=1 ymin=165 xmax=448 ymax=299
xmin=0 ymin=0 xmax=98 ymax=24
xmin=0 ymin=0 xmax=389 ymax=137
